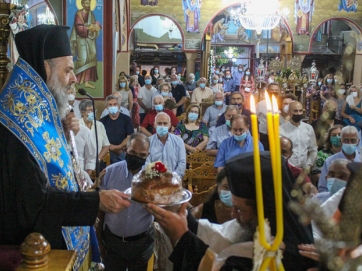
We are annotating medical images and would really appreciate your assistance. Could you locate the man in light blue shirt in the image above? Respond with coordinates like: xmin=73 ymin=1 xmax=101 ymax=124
xmin=147 ymin=112 xmax=186 ymax=178
xmin=202 ymin=92 xmax=227 ymax=128
xmin=318 ymin=126 xmax=361 ymax=192
xmin=233 ymin=64 xmax=244 ymax=92
xmin=206 ymin=105 xmax=238 ymax=157
xmin=215 ymin=115 xmax=264 ymax=171
xmin=101 ymin=133 xmax=154 ymax=270
xmin=223 ymin=70 xmax=235 ymax=105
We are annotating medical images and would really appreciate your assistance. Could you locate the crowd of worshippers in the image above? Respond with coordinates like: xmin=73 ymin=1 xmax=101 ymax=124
xmin=70 ymin=66 xmax=362 ymax=270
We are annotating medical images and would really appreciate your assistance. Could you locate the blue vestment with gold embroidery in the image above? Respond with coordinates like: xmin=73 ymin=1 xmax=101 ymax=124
xmin=0 ymin=58 xmax=91 ymax=270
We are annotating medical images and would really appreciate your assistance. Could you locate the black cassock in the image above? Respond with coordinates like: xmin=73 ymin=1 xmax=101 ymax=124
xmin=0 ymin=123 xmax=99 ymax=249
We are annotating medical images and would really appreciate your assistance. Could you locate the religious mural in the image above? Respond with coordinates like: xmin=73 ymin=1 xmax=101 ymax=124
xmin=182 ymin=0 xmax=202 ymax=33
xmin=294 ymin=0 xmax=314 ymax=35
xmin=338 ymin=0 xmax=358 ymax=12
xmin=67 ymin=0 xmax=103 ymax=98
xmin=141 ymin=0 xmax=158 ymax=6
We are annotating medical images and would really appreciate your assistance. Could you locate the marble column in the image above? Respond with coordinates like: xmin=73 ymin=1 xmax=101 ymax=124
xmin=185 ymin=52 xmax=197 ymax=75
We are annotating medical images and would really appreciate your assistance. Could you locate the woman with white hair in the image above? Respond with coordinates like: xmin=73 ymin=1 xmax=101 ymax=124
xmin=341 ymin=85 xmax=362 ymax=130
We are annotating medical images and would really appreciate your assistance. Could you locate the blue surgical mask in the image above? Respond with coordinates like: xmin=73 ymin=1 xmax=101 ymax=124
xmin=188 ymin=112 xmax=198 ymax=121
xmin=119 ymin=82 xmax=126 ymax=88
xmin=213 ymin=79 xmax=218 ymax=84
xmin=245 ymin=71 xmax=250 ymax=75
xmin=177 ymin=76 xmax=181 ymax=80
xmin=327 ymin=177 xmax=346 ymax=195
xmin=219 ymin=190 xmax=233 ymax=207
xmin=238 ymin=68 xmax=243 ymax=72
xmin=234 ymin=132 xmax=247 ymax=142
xmin=171 ymin=81 xmax=178 ymax=85
xmin=225 ymin=120 xmax=231 ymax=127
xmin=342 ymin=143 xmax=357 ymax=155
xmin=156 ymin=126 xmax=169 ymax=137
xmin=221 ymin=68 xmax=225 ymax=72
xmin=87 ymin=112 xmax=94 ymax=121
xmin=154 ymin=69 xmax=159 ymax=74
xmin=226 ymin=75 xmax=231 ymax=79
xmin=199 ymin=83 xmax=206 ymax=88
xmin=190 ymin=79 xmax=195 ymax=84
xmin=318 ymin=81 xmax=322 ymax=86
xmin=327 ymin=79 xmax=333 ymax=84
xmin=136 ymin=71 xmax=140 ymax=75
xmin=108 ymin=106 xmax=119 ymax=115
xmin=215 ymin=70 xmax=220 ymax=74
xmin=219 ymin=78 xmax=223 ymax=83
xmin=145 ymin=79 xmax=152 ymax=85
xmin=215 ymin=100 xmax=223 ymax=106
xmin=161 ymin=92 xmax=169 ymax=97
xmin=155 ymin=104 xmax=163 ymax=111
xmin=330 ymin=136 xmax=341 ymax=147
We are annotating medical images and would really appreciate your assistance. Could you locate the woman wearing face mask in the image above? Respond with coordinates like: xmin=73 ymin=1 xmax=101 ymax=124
xmin=336 ymin=84 xmax=346 ymax=120
xmin=151 ymin=65 xmax=160 ymax=85
xmin=117 ymin=76 xmax=133 ymax=113
xmin=341 ymin=85 xmax=362 ymax=130
xmin=214 ymin=115 xmax=264 ymax=171
xmin=210 ymin=75 xmax=223 ymax=93
xmin=320 ymin=74 xmax=334 ymax=107
xmin=190 ymin=169 xmax=233 ymax=224
xmin=174 ymin=104 xmax=209 ymax=154
xmin=239 ymin=67 xmax=254 ymax=111
xmin=310 ymin=125 xmax=343 ymax=186
xmin=129 ymin=76 xmax=140 ymax=131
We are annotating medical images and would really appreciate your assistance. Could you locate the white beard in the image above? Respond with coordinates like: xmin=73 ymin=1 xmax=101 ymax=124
xmin=46 ymin=72 xmax=70 ymax=120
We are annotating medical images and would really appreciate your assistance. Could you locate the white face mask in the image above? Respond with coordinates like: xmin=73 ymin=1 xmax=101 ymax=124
xmin=283 ymin=105 xmax=289 ymax=114
xmin=67 ymin=94 xmax=75 ymax=101
xmin=351 ymin=92 xmax=358 ymax=98
xmin=338 ymin=89 xmax=345 ymax=95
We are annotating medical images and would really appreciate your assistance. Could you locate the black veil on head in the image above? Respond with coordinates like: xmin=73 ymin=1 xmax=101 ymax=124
xmin=225 ymin=152 xmax=318 ymax=271
xmin=15 ymin=25 xmax=72 ymax=82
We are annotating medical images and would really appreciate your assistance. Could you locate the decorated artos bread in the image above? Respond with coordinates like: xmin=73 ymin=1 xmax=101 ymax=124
xmin=131 ymin=161 xmax=183 ymax=205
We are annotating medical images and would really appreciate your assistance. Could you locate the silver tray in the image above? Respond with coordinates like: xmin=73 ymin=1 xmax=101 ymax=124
xmin=123 ymin=187 xmax=192 ymax=207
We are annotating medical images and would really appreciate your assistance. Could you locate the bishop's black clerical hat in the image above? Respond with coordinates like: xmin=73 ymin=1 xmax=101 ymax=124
xmin=15 ymin=25 xmax=72 ymax=82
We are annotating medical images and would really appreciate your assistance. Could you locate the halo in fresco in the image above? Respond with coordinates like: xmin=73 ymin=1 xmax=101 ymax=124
xmin=76 ymin=0 xmax=96 ymax=11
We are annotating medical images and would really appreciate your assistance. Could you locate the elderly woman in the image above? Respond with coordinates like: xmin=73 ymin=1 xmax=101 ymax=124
xmin=191 ymin=169 xmax=233 ymax=224
xmin=79 ymin=100 xmax=110 ymax=162
xmin=310 ymin=124 xmax=343 ymax=185
xmin=214 ymin=114 xmax=264 ymax=171
xmin=117 ymin=75 xmax=133 ymax=112
xmin=184 ymin=73 xmax=196 ymax=95
xmin=174 ymin=104 xmax=209 ymax=154
xmin=341 ymin=85 xmax=362 ymax=130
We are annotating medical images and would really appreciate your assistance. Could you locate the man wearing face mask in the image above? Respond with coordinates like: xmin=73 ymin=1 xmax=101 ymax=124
xmin=311 ymin=100 xmax=345 ymax=150
xmin=203 ymin=92 xmax=227 ymax=129
xmin=280 ymin=101 xmax=318 ymax=171
xmin=233 ymin=64 xmax=244 ymax=92
xmin=147 ymin=112 xmax=186 ymax=178
xmin=191 ymin=77 xmax=213 ymax=104
xmin=206 ymin=105 xmax=238 ymax=157
xmin=79 ymin=100 xmax=110 ymax=163
xmin=318 ymin=125 xmax=361 ymax=192
xmin=100 ymin=95 xmax=134 ymax=164
xmin=170 ymin=74 xmax=187 ymax=116
xmin=215 ymin=115 xmax=264 ymax=171
xmin=140 ymin=95 xmax=178 ymax=136
xmin=313 ymin=159 xmax=350 ymax=204
xmin=222 ymin=70 xmax=235 ymax=105
xmin=279 ymin=94 xmax=295 ymax=125
xmin=99 ymin=133 xmax=154 ymax=270
xmin=67 ymin=86 xmax=82 ymax=119
xmin=216 ymin=91 xmax=251 ymax=127
xmin=184 ymin=73 xmax=196 ymax=95
xmin=138 ymin=74 xmax=157 ymax=124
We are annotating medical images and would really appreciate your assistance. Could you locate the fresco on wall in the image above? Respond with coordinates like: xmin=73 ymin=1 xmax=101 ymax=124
xmin=141 ymin=0 xmax=158 ymax=6
xmin=182 ymin=0 xmax=201 ymax=33
xmin=338 ymin=0 xmax=358 ymax=12
xmin=67 ymin=0 xmax=103 ymax=98
xmin=294 ymin=0 xmax=314 ymax=35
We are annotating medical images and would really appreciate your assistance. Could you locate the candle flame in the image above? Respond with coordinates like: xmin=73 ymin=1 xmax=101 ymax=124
xmin=265 ymin=91 xmax=272 ymax=112
xmin=250 ymin=95 xmax=255 ymax=114
xmin=272 ymin=95 xmax=279 ymax=114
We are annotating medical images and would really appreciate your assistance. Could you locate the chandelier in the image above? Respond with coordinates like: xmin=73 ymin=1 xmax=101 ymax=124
xmin=238 ymin=0 xmax=281 ymax=35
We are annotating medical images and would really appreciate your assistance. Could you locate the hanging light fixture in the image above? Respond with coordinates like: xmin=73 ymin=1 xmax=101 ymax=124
xmin=238 ymin=0 xmax=281 ymax=35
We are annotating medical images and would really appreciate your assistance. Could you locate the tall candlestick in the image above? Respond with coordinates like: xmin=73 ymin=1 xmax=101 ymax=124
xmin=250 ymin=95 xmax=270 ymax=251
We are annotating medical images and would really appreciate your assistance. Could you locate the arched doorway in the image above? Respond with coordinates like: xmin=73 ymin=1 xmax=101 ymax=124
xmin=129 ymin=15 xmax=186 ymax=76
